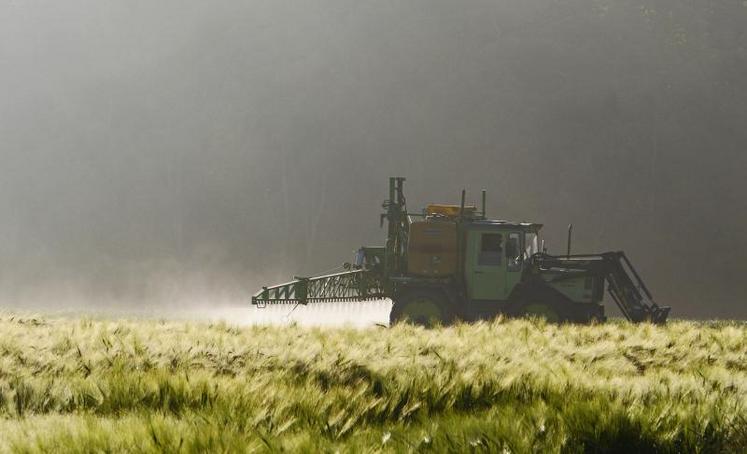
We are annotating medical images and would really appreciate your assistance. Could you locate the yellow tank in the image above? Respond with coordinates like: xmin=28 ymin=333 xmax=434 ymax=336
xmin=425 ymin=204 xmax=476 ymax=218
xmin=407 ymin=220 xmax=458 ymax=277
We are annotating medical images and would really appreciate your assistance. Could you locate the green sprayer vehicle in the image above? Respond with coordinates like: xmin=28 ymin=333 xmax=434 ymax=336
xmin=253 ymin=177 xmax=670 ymax=325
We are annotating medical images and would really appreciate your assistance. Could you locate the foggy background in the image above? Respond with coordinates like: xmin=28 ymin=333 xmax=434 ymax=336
xmin=1 ymin=0 xmax=745 ymax=319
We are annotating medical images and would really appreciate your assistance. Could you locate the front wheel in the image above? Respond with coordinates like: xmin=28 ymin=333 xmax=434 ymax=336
xmin=390 ymin=290 xmax=453 ymax=327
xmin=507 ymin=282 xmax=569 ymax=323
xmin=516 ymin=302 xmax=562 ymax=323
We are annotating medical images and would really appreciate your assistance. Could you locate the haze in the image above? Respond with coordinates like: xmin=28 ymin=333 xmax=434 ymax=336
xmin=1 ymin=1 xmax=745 ymax=319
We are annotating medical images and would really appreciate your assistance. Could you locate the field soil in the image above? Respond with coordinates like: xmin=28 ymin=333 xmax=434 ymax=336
xmin=0 ymin=313 xmax=744 ymax=453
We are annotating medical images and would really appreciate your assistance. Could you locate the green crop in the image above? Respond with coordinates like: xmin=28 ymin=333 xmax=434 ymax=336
xmin=0 ymin=313 xmax=744 ymax=453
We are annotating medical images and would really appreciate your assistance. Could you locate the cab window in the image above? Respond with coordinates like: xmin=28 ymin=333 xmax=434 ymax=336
xmin=524 ymin=232 xmax=538 ymax=258
xmin=506 ymin=232 xmax=522 ymax=271
xmin=478 ymin=233 xmax=503 ymax=266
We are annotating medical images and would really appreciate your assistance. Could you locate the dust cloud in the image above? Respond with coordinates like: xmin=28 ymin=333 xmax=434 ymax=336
xmin=1 ymin=1 xmax=745 ymax=320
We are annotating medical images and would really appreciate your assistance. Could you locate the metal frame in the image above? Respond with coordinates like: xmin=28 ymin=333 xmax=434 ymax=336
xmin=252 ymin=269 xmax=385 ymax=306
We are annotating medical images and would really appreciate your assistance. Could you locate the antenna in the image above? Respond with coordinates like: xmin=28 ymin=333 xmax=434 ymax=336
xmin=481 ymin=190 xmax=486 ymax=219
xmin=459 ymin=189 xmax=466 ymax=219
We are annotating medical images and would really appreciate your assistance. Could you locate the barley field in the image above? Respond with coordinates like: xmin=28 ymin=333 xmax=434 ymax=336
xmin=0 ymin=313 xmax=744 ymax=453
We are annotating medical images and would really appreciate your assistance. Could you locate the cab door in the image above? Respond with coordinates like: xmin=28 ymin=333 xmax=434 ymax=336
xmin=466 ymin=230 xmax=507 ymax=300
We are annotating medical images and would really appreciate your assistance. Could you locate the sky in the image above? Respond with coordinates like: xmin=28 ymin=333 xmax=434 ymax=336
xmin=1 ymin=0 xmax=746 ymax=319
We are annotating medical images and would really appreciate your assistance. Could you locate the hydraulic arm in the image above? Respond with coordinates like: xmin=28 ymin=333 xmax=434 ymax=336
xmin=533 ymin=252 xmax=670 ymax=323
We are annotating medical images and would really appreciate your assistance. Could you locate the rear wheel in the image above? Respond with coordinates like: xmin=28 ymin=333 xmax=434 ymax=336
xmin=390 ymin=290 xmax=453 ymax=327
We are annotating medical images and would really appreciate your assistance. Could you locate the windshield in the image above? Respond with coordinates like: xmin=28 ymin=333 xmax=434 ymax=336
xmin=525 ymin=232 xmax=539 ymax=258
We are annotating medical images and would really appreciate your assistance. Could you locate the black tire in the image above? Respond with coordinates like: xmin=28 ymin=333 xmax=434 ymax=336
xmin=507 ymin=282 xmax=570 ymax=323
xmin=390 ymin=290 xmax=454 ymax=327
xmin=513 ymin=301 xmax=565 ymax=323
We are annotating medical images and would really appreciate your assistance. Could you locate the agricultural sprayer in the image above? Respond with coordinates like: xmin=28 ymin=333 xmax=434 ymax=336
xmin=253 ymin=177 xmax=670 ymax=325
